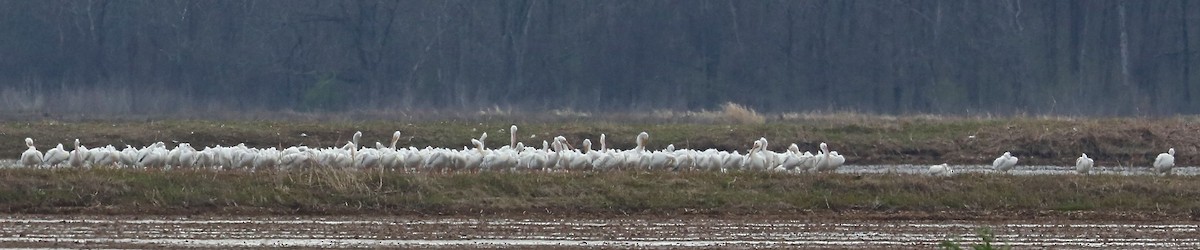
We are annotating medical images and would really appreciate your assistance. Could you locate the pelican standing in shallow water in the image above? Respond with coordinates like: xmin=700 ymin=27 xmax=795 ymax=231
xmin=20 ymin=138 xmax=43 ymax=167
xmin=1154 ymin=148 xmax=1175 ymax=175
xmin=1076 ymin=153 xmax=1094 ymax=174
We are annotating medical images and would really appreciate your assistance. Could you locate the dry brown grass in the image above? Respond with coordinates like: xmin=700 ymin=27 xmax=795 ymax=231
xmin=720 ymin=102 xmax=765 ymax=124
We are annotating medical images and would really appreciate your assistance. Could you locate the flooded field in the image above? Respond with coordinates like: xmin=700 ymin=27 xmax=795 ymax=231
xmin=0 ymin=215 xmax=1197 ymax=248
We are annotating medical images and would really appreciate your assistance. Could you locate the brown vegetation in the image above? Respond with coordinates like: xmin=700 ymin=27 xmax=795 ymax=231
xmin=1 ymin=168 xmax=1199 ymax=219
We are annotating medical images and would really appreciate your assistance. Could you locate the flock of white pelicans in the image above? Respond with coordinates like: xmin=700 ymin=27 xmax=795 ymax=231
xmin=12 ymin=125 xmax=1180 ymax=176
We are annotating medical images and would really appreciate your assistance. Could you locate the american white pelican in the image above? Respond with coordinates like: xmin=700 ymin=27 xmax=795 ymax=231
xmin=68 ymin=139 xmax=90 ymax=168
xmin=777 ymin=143 xmax=803 ymax=171
xmin=352 ymin=131 xmax=363 ymax=149
xmin=1154 ymin=148 xmax=1175 ymax=175
xmin=390 ymin=131 xmax=402 ymax=149
xmin=671 ymin=146 xmax=697 ymax=171
xmin=1076 ymin=153 xmax=1094 ymax=174
xmin=582 ymin=139 xmax=598 ymax=161
xmin=600 ymin=134 xmax=607 ymax=152
xmin=89 ymin=145 xmax=120 ymax=167
xmin=721 ymin=150 xmax=743 ymax=172
xmin=929 ymin=163 xmax=953 ymax=176
xmin=463 ymin=134 xmax=488 ymax=172
xmin=20 ymin=138 xmax=43 ymax=167
xmin=814 ymin=142 xmax=843 ymax=172
xmin=43 ymin=143 xmax=69 ymax=168
xmin=622 ymin=132 xmax=650 ymax=170
xmin=280 ymin=149 xmax=315 ymax=170
xmin=742 ymin=140 xmax=768 ymax=171
xmin=828 ymin=151 xmax=846 ymax=169
xmin=177 ymin=143 xmax=197 ymax=169
xmin=248 ymin=147 xmax=278 ymax=170
xmin=992 ymin=152 xmax=1018 ymax=172
xmin=137 ymin=142 xmax=169 ymax=169
xmin=509 ymin=125 xmax=518 ymax=149
xmin=517 ymin=141 xmax=549 ymax=171
xmin=119 ymin=145 xmax=139 ymax=167
xmin=645 ymin=143 xmax=676 ymax=171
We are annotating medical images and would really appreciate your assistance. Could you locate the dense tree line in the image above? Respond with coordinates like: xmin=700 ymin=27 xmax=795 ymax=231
xmin=1 ymin=0 xmax=1197 ymax=116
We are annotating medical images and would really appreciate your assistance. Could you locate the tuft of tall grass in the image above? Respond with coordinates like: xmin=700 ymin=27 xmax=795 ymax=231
xmin=720 ymin=102 xmax=765 ymax=124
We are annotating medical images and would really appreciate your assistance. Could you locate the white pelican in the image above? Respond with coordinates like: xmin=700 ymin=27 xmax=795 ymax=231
xmin=463 ymin=134 xmax=488 ymax=172
xmin=929 ymin=163 xmax=953 ymax=176
xmin=390 ymin=131 xmax=402 ymax=149
xmin=280 ymin=149 xmax=315 ymax=170
xmin=68 ymin=139 xmax=90 ymax=168
xmin=721 ymin=150 xmax=743 ymax=172
xmin=1076 ymin=153 xmax=1094 ymax=174
xmin=137 ymin=142 xmax=169 ymax=169
xmin=177 ymin=143 xmax=197 ymax=169
xmin=509 ymin=125 xmax=518 ymax=149
xmin=622 ymin=132 xmax=650 ymax=170
xmin=89 ymin=145 xmax=120 ymax=168
xmin=352 ymin=131 xmax=363 ymax=149
xmin=645 ymin=143 xmax=676 ymax=171
xmin=992 ymin=152 xmax=1019 ymax=172
xmin=672 ymin=146 xmax=697 ymax=171
xmin=379 ymin=132 xmax=404 ymax=171
xmin=1154 ymin=148 xmax=1175 ymax=175
xmin=20 ymin=138 xmax=43 ymax=167
xmin=600 ymin=134 xmax=608 ymax=152
xmin=252 ymin=147 xmax=281 ymax=170
xmin=828 ymin=151 xmax=846 ymax=170
xmin=517 ymin=141 xmax=548 ymax=172
xmin=742 ymin=140 xmax=769 ymax=171
xmin=756 ymin=138 xmax=780 ymax=169
xmin=777 ymin=144 xmax=803 ymax=171
xmin=119 ymin=145 xmax=139 ymax=167
xmin=696 ymin=149 xmax=723 ymax=171
xmin=814 ymin=142 xmax=843 ymax=172
xmin=43 ymin=143 xmax=69 ymax=168
xmin=167 ymin=144 xmax=182 ymax=167
xmin=355 ymin=147 xmax=380 ymax=170
xmin=592 ymin=140 xmax=622 ymax=172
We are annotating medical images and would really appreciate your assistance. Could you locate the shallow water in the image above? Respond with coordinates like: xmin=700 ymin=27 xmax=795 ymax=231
xmin=0 ymin=216 xmax=1195 ymax=248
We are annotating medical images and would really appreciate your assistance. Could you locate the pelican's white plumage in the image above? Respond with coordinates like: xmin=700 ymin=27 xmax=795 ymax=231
xmin=68 ymin=139 xmax=90 ymax=168
xmin=43 ymin=143 xmax=69 ymax=168
xmin=1075 ymin=153 xmax=1094 ymax=174
xmin=929 ymin=163 xmax=953 ymax=176
xmin=20 ymin=138 xmax=43 ymax=168
xmin=814 ymin=142 xmax=843 ymax=172
xmin=742 ymin=140 xmax=768 ymax=171
xmin=1154 ymin=148 xmax=1175 ymax=175
xmin=992 ymin=152 xmax=1018 ymax=172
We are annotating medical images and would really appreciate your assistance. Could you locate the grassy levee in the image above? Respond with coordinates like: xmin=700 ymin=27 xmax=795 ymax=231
xmin=2 ymin=168 xmax=1198 ymax=216
xmin=3 ymin=116 xmax=1200 ymax=166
